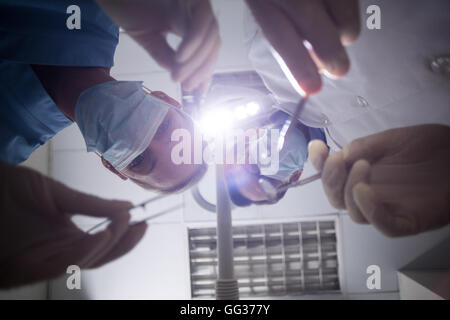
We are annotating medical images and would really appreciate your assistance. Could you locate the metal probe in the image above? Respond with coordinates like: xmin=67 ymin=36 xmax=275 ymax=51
xmin=277 ymin=96 xmax=309 ymax=151
xmin=86 ymin=194 xmax=176 ymax=234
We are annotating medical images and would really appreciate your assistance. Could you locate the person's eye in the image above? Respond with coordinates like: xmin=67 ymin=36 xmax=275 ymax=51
xmin=129 ymin=153 xmax=145 ymax=169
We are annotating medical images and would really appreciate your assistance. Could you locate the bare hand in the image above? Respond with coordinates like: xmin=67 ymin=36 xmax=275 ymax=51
xmin=308 ymin=124 xmax=450 ymax=237
xmin=96 ymin=0 xmax=221 ymax=93
xmin=0 ymin=162 xmax=147 ymax=288
xmin=246 ymin=0 xmax=360 ymax=94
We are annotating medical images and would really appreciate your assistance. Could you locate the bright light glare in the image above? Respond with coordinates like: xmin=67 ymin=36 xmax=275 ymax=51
xmin=270 ymin=48 xmax=305 ymax=97
xmin=234 ymin=105 xmax=247 ymax=120
xmin=199 ymin=102 xmax=261 ymax=139
xmin=246 ymin=102 xmax=260 ymax=115
xmin=199 ymin=109 xmax=233 ymax=138
xmin=233 ymin=102 xmax=260 ymax=120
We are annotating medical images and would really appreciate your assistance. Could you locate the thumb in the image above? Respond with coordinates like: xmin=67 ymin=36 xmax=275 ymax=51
xmin=141 ymin=34 xmax=176 ymax=72
xmin=308 ymin=140 xmax=329 ymax=171
xmin=342 ymin=131 xmax=393 ymax=166
xmin=352 ymin=183 xmax=376 ymax=219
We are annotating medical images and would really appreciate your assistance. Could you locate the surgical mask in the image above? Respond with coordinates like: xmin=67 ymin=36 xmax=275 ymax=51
xmin=261 ymin=125 xmax=308 ymax=182
xmin=75 ymin=81 xmax=169 ymax=171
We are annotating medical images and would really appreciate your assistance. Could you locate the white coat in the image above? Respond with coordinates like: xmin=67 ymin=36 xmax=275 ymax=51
xmin=245 ymin=0 xmax=450 ymax=150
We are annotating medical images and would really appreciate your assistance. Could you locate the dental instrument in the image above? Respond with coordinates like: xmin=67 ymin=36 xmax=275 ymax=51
xmin=86 ymin=194 xmax=175 ymax=234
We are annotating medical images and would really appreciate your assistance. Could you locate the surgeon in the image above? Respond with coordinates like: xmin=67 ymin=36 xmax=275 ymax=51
xmin=223 ymin=109 xmax=327 ymax=206
xmin=32 ymin=66 xmax=207 ymax=192
xmin=0 ymin=0 xmax=217 ymax=287
xmin=0 ymin=0 xmax=218 ymax=190
xmin=239 ymin=0 xmax=450 ymax=237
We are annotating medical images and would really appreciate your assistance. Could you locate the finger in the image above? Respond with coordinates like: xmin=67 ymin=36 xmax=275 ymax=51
xmin=143 ymin=34 xmax=177 ymax=71
xmin=344 ymin=125 xmax=450 ymax=167
xmin=280 ymin=0 xmax=350 ymax=77
xmin=32 ymin=211 xmax=130 ymax=270
xmin=198 ymin=76 xmax=212 ymax=96
xmin=46 ymin=230 xmax=112 ymax=270
xmin=353 ymin=183 xmax=419 ymax=237
xmin=246 ymin=0 xmax=321 ymax=94
xmin=89 ymin=222 xmax=148 ymax=268
xmin=81 ymin=210 xmax=132 ymax=266
xmin=342 ymin=130 xmax=397 ymax=166
xmin=308 ymin=140 xmax=329 ymax=171
xmin=181 ymin=36 xmax=220 ymax=91
xmin=325 ymin=0 xmax=361 ymax=45
xmin=322 ymin=151 xmax=347 ymax=209
xmin=369 ymin=162 xmax=446 ymax=186
xmin=175 ymin=0 xmax=216 ymax=63
xmin=344 ymin=159 xmax=370 ymax=223
xmin=172 ymin=18 xmax=220 ymax=83
xmin=51 ymin=180 xmax=132 ymax=218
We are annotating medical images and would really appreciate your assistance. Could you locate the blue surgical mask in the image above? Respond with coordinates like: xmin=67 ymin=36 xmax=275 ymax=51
xmin=75 ymin=81 xmax=169 ymax=171
xmin=262 ymin=125 xmax=308 ymax=182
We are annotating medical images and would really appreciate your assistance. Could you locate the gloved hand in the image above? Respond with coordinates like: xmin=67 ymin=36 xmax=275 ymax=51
xmin=245 ymin=0 xmax=360 ymax=94
xmin=0 ymin=162 xmax=147 ymax=288
xmin=308 ymin=124 xmax=450 ymax=237
xmin=96 ymin=0 xmax=220 ymax=93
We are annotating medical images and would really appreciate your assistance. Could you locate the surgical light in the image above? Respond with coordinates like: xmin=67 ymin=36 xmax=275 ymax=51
xmin=198 ymin=108 xmax=234 ymax=138
xmin=246 ymin=102 xmax=260 ymax=115
xmin=234 ymin=105 xmax=247 ymax=120
xmin=198 ymin=101 xmax=262 ymax=139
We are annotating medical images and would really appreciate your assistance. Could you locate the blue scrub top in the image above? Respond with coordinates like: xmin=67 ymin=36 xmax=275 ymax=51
xmin=0 ymin=0 xmax=119 ymax=164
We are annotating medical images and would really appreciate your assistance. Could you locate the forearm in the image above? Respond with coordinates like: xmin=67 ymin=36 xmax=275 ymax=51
xmin=31 ymin=65 xmax=114 ymax=121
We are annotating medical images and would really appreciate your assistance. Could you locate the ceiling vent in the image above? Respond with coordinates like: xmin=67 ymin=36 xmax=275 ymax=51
xmin=188 ymin=219 xmax=340 ymax=298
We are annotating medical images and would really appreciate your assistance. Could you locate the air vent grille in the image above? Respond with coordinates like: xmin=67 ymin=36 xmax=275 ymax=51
xmin=188 ymin=220 xmax=340 ymax=298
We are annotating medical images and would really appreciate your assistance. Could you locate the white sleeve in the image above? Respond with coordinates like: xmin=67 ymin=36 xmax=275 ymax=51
xmin=243 ymin=7 xmax=300 ymax=106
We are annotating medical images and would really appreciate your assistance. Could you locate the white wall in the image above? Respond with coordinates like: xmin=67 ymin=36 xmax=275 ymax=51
xmin=339 ymin=215 xmax=450 ymax=295
xmin=398 ymin=271 xmax=446 ymax=300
